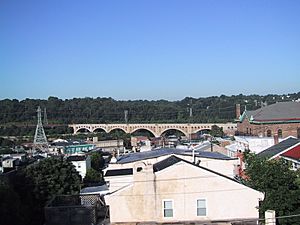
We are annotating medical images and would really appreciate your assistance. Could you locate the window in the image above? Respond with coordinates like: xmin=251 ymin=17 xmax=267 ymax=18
xmin=297 ymin=128 xmax=300 ymax=139
xmin=278 ymin=129 xmax=282 ymax=138
xmin=197 ymin=199 xmax=206 ymax=216
xmin=163 ymin=200 xmax=173 ymax=217
xmin=267 ymin=129 xmax=272 ymax=137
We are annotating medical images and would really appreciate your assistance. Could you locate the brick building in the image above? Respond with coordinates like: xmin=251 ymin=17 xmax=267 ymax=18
xmin=236 ymin=102 xmax=300 ymax=138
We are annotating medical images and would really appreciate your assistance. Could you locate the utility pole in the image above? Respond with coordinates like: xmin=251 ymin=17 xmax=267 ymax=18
xmin=124 ymin=110 xmax=128 ymax=123
xmin=33 ymin=106 xmax=48 ymax=152
xmin=44 ymin=107 xmax=48 ymax=125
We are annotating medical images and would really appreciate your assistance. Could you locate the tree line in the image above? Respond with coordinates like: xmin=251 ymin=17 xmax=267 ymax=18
xmin=0 ymin=92 xmax=299 ymax=136
xmin=1 ymin=92 xmax=299 ymax=125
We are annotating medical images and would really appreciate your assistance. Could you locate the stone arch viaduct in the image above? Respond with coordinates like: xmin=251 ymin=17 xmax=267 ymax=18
xmin=69 ymin=123 xmax=237 ymax=137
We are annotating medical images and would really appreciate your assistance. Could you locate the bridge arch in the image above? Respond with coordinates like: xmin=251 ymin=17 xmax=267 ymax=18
xmin=75 ymin=127 xmax=92 ymax=133
xmin=130 ymin=128 xmax=157 ymax=137
xmin=159 ymin=128 xmax=188 ymax=137
xmin=108 ymin=127 xmax=127 ymax=134
xmin=193 ymin=128 xmax=211 ymax=134
xmin=92 ymin=127 xmax=108 ymax=133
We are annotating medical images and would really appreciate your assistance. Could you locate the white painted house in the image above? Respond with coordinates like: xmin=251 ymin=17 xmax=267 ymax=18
xmin=67 ymin=155 xmax=91 ymax=179
xmin=105 ymin=155 xmax=264 ymax=224
xmin=104 ymin=148 xmax=239 ymax=193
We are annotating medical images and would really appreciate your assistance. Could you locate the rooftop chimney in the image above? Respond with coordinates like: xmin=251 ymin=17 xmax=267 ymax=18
xmin=236 ymin=104 xmax=241 ymax=120
xmin=274 ymin=134 xmax=279 ymax=145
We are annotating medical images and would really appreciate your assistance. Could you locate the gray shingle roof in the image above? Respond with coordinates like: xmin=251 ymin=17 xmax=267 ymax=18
xmin=245 ymin=102 xmax=300 ymax=122
xmin=116 ymin=148 xmax=233 ymax=164
xmin=152 ymin=155 xmax=241 ymax=184
xmin=257 ymin=137 xmax=300 ymax=159
xmin=105 ymin=168 xmax=133 ymax=177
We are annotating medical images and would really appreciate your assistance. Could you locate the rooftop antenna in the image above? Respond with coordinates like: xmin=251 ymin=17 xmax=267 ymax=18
xmin=33 ymin=106 xmax=48 ymax=151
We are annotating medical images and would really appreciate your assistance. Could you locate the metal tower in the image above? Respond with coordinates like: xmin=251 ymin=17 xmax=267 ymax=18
xmin=33 ymin=106 xmax=48 ymax=151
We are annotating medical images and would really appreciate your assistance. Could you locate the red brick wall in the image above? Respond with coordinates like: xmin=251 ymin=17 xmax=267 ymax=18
xmin=237 ymin=119 xmax=300 ymax=138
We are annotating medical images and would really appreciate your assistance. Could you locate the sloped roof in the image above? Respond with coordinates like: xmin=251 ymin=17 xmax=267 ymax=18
xmin=257 ymin=137 xmax=300 ymax=159
xmin=152 ymin=155 xmax=241 ymax=184
xmin=244 ymin=102 xmax=300 ymax=122
xmin=105 ymin=168 xmax=133 ymax=177
xmin=281 ymin=144 xmax=300 ymax=161
xmin=153 ymin=155 xmax=182 ymax=172
xmin=67 ymin=155 xmax=87 ymax=161
xmin=116 ymin=147 xmax=233 ymax=164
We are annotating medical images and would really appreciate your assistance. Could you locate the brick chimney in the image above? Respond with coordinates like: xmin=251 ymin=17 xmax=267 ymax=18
xmin=274 ymin=134 xmax=279 ymax=145
xmin=236 ymin=104 xmax=241 ymax=120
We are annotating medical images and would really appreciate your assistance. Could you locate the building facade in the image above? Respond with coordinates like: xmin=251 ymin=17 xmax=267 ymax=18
xmin=105 ymin=156 xmax=263 ymax=224
xmin=237 ymin=102 xmax=300 ymax=138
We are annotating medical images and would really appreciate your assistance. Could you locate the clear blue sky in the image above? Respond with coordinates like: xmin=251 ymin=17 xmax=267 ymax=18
xmin=1 ymin=0 xmax=299 ymax=100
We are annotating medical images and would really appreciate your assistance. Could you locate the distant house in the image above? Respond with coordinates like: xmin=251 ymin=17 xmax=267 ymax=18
xmin=258 ymin=137 xmax=300 ymax=170
xmin=67 ymin=155 xmax=91 ymax=179
xmin=105 ymin=155 xmax=263 ymax=224
xmin=1 ymin=157 xmax=20 ymax=173
xmin=64 ymin=144 xmax=95 ymax=155
xmin=104 ymin=148 xmax=239 ymax=193
xmin=237 ymin=102 xmax=300 ymax=138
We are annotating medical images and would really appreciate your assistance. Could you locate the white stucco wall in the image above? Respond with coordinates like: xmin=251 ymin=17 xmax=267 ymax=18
xmin=71 ymin=156 xmax=91 ymax=179
xmin=106 ymin=161 xmax=263 ymax=224
xmin=105 ymin=175 xmax=133 ymax=193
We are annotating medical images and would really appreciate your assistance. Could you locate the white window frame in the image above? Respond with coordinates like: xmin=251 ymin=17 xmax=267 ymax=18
xmin=196 ymin=198 xmax=207 ymax=217
xmin=162 ymin=199 xmax=174 ymax=218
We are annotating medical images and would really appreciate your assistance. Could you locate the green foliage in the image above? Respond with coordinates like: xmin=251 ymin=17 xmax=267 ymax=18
xmin=209 ymin=125 xmax=224 ymax=137
xmin=25 ymin=157 xmax=81 ymax=202
xmin=243 ymin=152 xmax=300 ymax=224
xmin=83 ymin=168 xmax=103 ymax=184
xmin=91 ymin=152 xmax=105 ymax=171
xmin=1 ymin=92 xmax=300 ymax=136
xmin=0 ymin=137 xmax=15 ymax=147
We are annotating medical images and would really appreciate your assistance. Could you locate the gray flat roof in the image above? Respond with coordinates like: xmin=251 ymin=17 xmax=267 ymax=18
xmin=116 ymin=148 xmax=234 ymax=164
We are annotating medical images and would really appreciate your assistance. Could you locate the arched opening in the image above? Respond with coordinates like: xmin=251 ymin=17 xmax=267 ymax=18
xmin=161 ymin=129 xmax=186 ymax=148
xmin=92 ymin=128 xmax=108 ymax=141
xmin=76 ymin=128 xmax=91 ymax=134
xmin=109 ymin=128 xmax=127 ymax=137
xmin=93 ymin=128 xmax=107 ymax=134
xmin=161 ymin=129 xmax=187 ymax=138
xmin=267 ymin=129 xmax=272 ymax=137
xmin=278 ymin=129 xmax=282 ymax=138
xmin=193 ymin=129 xmax=211 ymax=140
xmin=131 ymin=129 xmax=156 ymax=152
xmin=131 ymin=128 xmax=155 ymax=138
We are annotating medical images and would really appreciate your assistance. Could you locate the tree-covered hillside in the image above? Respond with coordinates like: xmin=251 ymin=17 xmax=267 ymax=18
xmin=0 ymin=92 xmax=299 ymax=125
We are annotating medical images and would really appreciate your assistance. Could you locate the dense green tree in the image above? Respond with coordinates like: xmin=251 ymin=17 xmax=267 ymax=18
xmin=0 ymin=137 xmax=15 ymax=147
xmin=25 ymin=157 xmax=81 ymax=202
xmin=243 ymin=152 xmax=300 ymax=224
xmin=83 ymin=168 xmax=103 ymax=185
xmin=209 ymin=125 xmax=224 ymax=137
xmin=91 ymin=152 xmax=105 ymax=171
